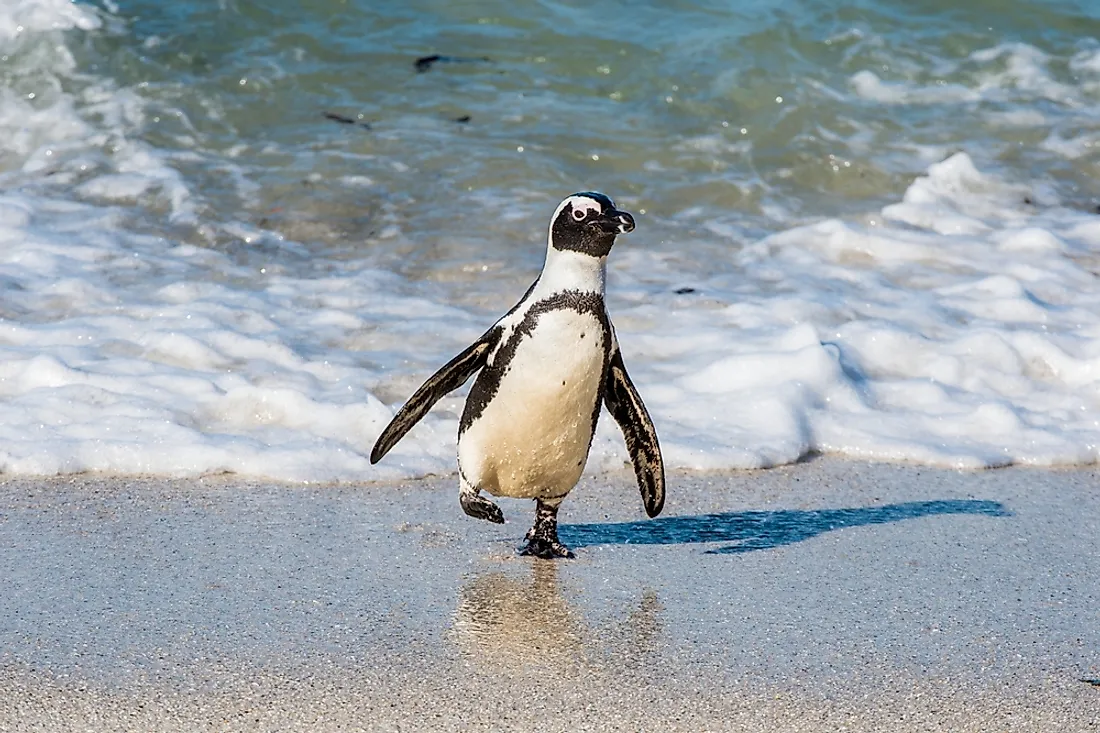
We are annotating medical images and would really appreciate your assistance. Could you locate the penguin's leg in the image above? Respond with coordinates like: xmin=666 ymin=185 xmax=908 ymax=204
xmin=519 ymin=497 xmax=575 ymax=559
xmin=459 ymin=472 xmax=504 ymax=524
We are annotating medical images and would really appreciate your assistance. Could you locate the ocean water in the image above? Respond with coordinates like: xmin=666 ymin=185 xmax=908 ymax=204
xmin=2 ymin=0 xmax=1100 ymax=481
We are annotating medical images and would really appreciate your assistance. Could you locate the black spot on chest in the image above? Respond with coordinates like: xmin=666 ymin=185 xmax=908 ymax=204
xmin=460 ymin=290 xmax=612 ymax=434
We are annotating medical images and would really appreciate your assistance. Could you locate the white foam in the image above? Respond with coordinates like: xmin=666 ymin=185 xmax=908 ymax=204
xmin=605 ymin=152 xmax=1100 ymax=471
xmin=0 ymin=0 xmax=100 ymax=41
xmin=0 ymin=188 xmax=485 ymax=480
xmin=881 ymin=153 xmax=1028 ymax=234
xmin=1039 ymin=132 xmax=1099 ymax=160
xmin=849 ymin=70 xmax=980 ymax=105
xmin=11 ymin=154 xmax=1097 ymax=479
xmin=970 ymin=43 xmax=1078 ymax=103
xmin=850 ymin=42 xmax=1085 ymax=109
xmin=0 ymin=3 xmax=199 ymax=227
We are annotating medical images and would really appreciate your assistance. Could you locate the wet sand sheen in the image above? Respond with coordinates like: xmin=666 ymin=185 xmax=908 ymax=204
xmin=2 ymin=459 xmax=1097 ymax=731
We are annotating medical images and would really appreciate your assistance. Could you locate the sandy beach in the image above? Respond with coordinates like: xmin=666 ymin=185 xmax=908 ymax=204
xmin=1 ymin=459 xmax=1097 ymax=731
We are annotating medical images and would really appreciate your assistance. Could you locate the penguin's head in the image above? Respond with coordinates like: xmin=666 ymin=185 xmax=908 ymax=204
xmin=548 ymin=192 xmax=635 ymax=258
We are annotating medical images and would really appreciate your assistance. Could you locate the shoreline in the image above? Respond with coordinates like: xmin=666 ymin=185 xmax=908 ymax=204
xmin=2 ymin=459 xmax=1098 ymax=731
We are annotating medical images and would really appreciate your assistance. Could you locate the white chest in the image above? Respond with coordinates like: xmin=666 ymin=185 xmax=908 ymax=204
xmin=458 ymin=308 xmax=607 ymax=499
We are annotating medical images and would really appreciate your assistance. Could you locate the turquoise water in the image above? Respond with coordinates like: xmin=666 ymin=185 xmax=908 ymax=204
xmin=18 ymin=0 xmax=1100 ymax=279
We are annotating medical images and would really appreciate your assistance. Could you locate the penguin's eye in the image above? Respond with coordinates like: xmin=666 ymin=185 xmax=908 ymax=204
xmin=572 ymin=208 xmax=587 ymax=221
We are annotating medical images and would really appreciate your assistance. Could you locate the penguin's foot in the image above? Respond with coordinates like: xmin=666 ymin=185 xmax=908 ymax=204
xmin=518 ymin=498 xmax=574 ymax=559
xmin=460 ymin=493 xmax=505 ymax=524
xmin=519 ymin=535 xmax=575 ymax=559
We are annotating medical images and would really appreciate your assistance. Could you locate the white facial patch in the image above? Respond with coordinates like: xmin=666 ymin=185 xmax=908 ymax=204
xmin=551 ymin=195 xmax=605 ymax=224
xmin=569 ymin=196 xmax=603 ymax=219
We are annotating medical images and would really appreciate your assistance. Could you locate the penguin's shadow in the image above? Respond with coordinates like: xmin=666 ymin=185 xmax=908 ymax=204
xmin=560 ymin=499 xmax=1010 ymax=554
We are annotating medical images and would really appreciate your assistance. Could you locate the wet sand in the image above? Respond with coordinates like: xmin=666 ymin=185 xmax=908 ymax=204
xmin=1 ymin=459 xmax=1098 ymax=731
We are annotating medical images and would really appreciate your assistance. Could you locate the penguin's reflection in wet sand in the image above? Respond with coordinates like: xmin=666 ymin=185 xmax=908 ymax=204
xmin=452 ymin=562 xmax=662 ymax=675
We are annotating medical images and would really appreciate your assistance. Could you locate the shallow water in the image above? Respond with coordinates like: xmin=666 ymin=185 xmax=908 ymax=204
xmin=2 ymin=0 xmax=1100 ymax=479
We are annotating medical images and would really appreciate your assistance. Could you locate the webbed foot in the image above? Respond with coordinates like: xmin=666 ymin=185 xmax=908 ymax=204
xmin=460 ymin=493 xmax=505 ymax=524
xmin=518 ymin=498 xmax=574 ymax=559
xmin=519 ymin=536 xmax=575 ymax=559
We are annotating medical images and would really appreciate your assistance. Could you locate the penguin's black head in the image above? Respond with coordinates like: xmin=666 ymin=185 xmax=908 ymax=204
xmin=549 ymin=192 xmax=635 ymax=257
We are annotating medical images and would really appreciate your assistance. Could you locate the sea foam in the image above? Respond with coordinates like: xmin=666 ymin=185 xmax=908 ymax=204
xmin=4 ymin=150 xmax=1100 ymax=479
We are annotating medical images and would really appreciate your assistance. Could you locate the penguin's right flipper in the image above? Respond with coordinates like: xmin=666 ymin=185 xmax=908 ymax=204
xmin=371 ymin=328 xmax=500 ymax=464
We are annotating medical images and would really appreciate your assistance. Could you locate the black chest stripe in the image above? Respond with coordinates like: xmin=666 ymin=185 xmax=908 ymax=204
xmin=460 ymin=290 xmax=612 ymax=435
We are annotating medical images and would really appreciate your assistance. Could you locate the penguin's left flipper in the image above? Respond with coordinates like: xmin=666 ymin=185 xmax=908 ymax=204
xmin=371 ymin=327 xmax=501 ymax=464
xmin=603 ymin=349 xmax=665 ymax=518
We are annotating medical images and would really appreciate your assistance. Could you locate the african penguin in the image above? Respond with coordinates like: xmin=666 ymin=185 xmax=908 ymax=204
xmin=371 ymin=192 xmax=664 ymax=559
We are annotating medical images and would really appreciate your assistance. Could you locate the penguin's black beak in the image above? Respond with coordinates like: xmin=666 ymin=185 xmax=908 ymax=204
xmin=594 ymin=208 xmax=635 ymax=235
